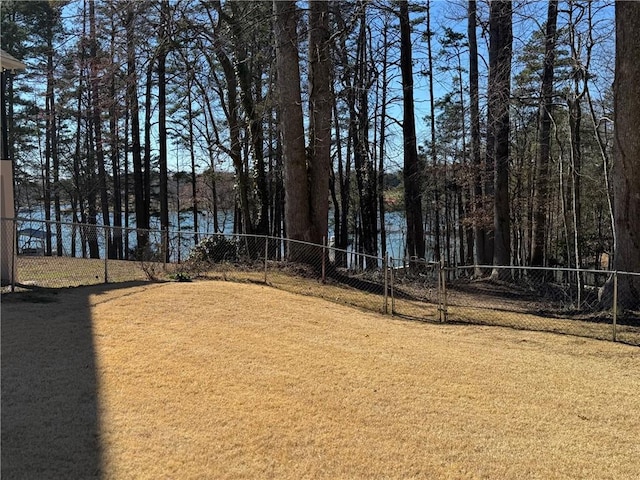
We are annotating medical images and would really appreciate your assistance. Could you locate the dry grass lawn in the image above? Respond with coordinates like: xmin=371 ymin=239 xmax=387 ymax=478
xmin=2 ymin=280 xmax=640 ymax=479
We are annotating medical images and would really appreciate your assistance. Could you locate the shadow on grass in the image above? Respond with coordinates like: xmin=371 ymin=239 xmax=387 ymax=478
xmin=1 ymin=281 xmax=150 ymax=479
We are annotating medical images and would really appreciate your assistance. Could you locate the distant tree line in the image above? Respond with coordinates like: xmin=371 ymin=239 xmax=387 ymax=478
xmin=2 ymin=0 xmax=638 ymax=303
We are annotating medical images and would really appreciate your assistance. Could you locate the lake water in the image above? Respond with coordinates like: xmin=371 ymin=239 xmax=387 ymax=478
xmin=14 ymin=207 xmax=416 ymax=264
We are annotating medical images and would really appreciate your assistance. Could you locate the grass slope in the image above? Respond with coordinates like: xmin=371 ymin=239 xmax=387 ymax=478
xmin=2 ymin=281 xmax=639 ymax=479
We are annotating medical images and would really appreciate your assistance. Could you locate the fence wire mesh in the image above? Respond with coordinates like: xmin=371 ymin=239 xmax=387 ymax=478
xmin=2 ymin=217 xmax=639 ymax=346
xmin=440 ymin=266 xmax=640 ymax=344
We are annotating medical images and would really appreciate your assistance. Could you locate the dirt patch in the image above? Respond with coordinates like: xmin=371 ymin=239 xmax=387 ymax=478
xmin=2 ymin=281 xmax=639 ymax=479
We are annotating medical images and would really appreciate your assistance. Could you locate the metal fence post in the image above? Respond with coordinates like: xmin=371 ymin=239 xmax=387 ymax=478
xmin=442 ymin=260 xmax=448 ymax=322
xmin=163 ymin=227 xmax=168 ymax=270
xmin=104 ymin=225 xmax=109 ymax=284
xmin=390 ymin=257 xmax=395 ymax=315
xmin=321 ymin=236 xmax=326 ymax=284
xmin=383 ymin=252 xmax=389 ymax=314
xmin=435 ymin=262 xmax=439 ymax=317
xmin=11 ymin=217 xmax=17 ymax=292
xmin=264 ymin=235 xmax=269 ymax=284
xmin=177 ymin=229 xmax=181 ymax=264
xmin=438 ymin=259 xmax=448 ymax=323
xmin=612 ymin=271 xmax=618 ymax=342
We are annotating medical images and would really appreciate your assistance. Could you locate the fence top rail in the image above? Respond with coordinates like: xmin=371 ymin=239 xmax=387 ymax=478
xmin=390 ymin=255 xmax=446 ymax=262
xmin=11 ymin=216 xmax=159 ymax=234
xmin=454 ymin=263 xmax=621 ymax=277
xmin=327 ymin=245 xmax=383 ymax=263
xmin=617 ymin=270 xmax=640 ymax=278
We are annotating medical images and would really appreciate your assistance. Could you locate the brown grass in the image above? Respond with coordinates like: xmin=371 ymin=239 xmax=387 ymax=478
xmin=9 ymin=256 xmax=640 ymax=346
xmin=13 ymin=256 xmax=149 ymax=287
xmin=2 ymin=280 xmax=639 ymax=479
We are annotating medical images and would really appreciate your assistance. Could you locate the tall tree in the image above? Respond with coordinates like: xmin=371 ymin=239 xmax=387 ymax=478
xmin=468 ymin=0 xmax=486 ymax=273
xmin=566 ymin=0 xmax=588 ymax=276
xmin=273 ymin=0 xmax=311 ymax=255
xmin=185 ymin=66 xmax=199 ymax=245
xmin=223 ymin=1 xmax=271 ymax=236
xmin=399 ymin=0 xmax=425 ymax=262
xmin=107 ymin=6 xmax=123 ymax=259
xmin=377 ymin=16 xmax=390 ymax=261
xmin=307 ymin=0 xmax=333 ymax=250
xmin=157 ymin=0 xmax=171 ymax=262
xmin=79 ymin=0 xmax=100 ymax=259
xmin=329 ymin=77 xmax=350 ymax=267
xmin=44 ymin=2 xmax=63 ymax=256
xmin=89 ymin=0 xmax=111 ymax=258
xmin=204 ymin=4 xmax=252 ymax=235
xmin=426 ymin=0 xmax=441 ymax=263
xmin=612 ymin=1 xmax=640 ymax=308
xmin=274 ymin=0 xmax=332 ymax=263
xmin=438 ymin=26 xmax=471 ymax=266
xmin=330 ymin=3 xmax=360 ymax=267
xmin=351 ymin=7 xmax=378 ymax=266
xmin=530 ymin=0 xmax=558 ymax=267
xmin=125 ymin=0 xmax=149 ymax=252
xmin=488 ymin=0 xmax=512 ymax=279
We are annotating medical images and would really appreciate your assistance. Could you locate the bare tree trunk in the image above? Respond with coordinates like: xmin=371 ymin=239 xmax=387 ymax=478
xmin=207 ymin=9 xmax=252 ymax=236
xmin=426 ymin=0 xmax=441 ymax=263
xmin=274 ymin=0 xmax=332 ymax=264
xmin=124 ymin=98 xmax=130 ymax=258
xmin=201 ymin=103 xmax=220 ymax=234
xmin=566 ymin=0 xmax=595 ymax=303
xmin=468 ymin=0 xmax=485 ymax=274
xmin=43 ymin=70 xmax=52 ymax=256
xmin=143 ymin=61 xmax=153 ymax=230
xmin=531 ymin=0 xmax=558 ymax=268
xmin=158 ymin=0 xmax=170 ymax=263
xmin=223 ymin=2 xmax=269 ymax=236
xmin=610 ymin=1 xmax=640 ymax=309
xmin=80 ymin=1 xmax=99 ymax=259
xmin=44 ymin=12 xmax=62 ymax=256
xmin=488 ymin=0 xmax=512 ymax=280
xmin=272 ymin=106 xmax=285 ymax=244
xmin=186 ymin=70 xmax=198 ymax=245
xmin=73 ymin=10 xmax=88 ymax=258
xmin=125 ymin=2 xmax=148 ymax=252
xmin=109 ymin=14 xmax=123 ymax=259
xmin=568 ymin=93 xmax=582 ymax=298
xmin=585 ymin=84 xmax=616 ymax=255
xmin=307 ymin=0 xmax=332 ymax=246
xmin=351 ymin=9 xmax=377 ymax=267
xmin=89 ymin=0 xmax=112 ymax=258
xmin=274 ymin=0 xmax=311 ymax=259
xmin=189 ymin=63 xmax=220 ymax=234
xmin=378 ymin=19 xmax=389 ymax=260
xmin=458 ymin=71 xmax=472 ymax=266
xmin=331 ymin=81 xmax=350 ymax=268
xmin=399 ymin=0 xmax=425 ymax=263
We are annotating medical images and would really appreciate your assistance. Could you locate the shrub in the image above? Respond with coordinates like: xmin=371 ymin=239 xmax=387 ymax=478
xmin=136 ymin=244 xmax=164 ymax=281
xmin=169 ymin=271 xmax=192 ymax=282
xmin=188 ymin=235 xmax=240 ymax=264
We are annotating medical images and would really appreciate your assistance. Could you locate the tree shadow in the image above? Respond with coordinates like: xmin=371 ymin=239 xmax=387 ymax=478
xmin=1 ymin=281 xmax=149 ymax=479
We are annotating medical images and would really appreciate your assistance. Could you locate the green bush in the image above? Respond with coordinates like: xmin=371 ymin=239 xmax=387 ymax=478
xmin=169 ymin=271 xmax=192 ymax=282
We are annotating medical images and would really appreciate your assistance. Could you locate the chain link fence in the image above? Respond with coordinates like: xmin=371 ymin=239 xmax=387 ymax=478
xmin=2 ymin=217 xmax=639 ymax=346
xmin=390 ymin=263 xmax=640 ymax=345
